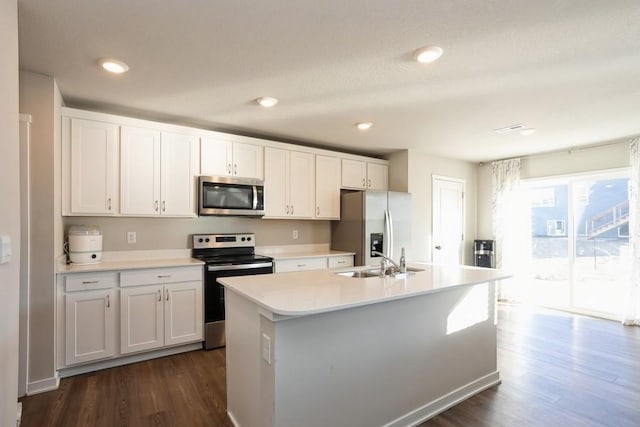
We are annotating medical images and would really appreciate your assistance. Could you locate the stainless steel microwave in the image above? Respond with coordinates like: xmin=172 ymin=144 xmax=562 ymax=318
xmin=199 ymin=176 xmax=265 ymax=216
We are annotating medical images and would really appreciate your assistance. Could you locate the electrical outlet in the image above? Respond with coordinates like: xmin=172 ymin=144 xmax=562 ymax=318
xmin=261 ymin=333 xmax=272 ymax=364
xmin=292 ymin=230 xmax=299 ymax=240
xmin=127 ymin=231 xmax=136 ymax=244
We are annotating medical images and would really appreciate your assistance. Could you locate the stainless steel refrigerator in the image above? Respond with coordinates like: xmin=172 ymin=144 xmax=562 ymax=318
xmin=331 ymin=191 xmax=412 ymax=266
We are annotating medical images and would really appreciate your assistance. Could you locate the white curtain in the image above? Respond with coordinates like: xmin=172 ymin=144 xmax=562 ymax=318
xmin=492 ymin=158 xmax=526 ymax=301
xmin=625 ymin=139 xmax=640 ymax=325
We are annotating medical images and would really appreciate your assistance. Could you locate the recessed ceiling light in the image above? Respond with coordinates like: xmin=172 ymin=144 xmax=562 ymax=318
xmin=256 ymin=97 xmax=278 ymax=108
xmin=98 ymin=58 xmax=129 ymax=74
xmin=520 ymin=128 xmax=536 ymax=136
xmin=413 ymin=46 xmax=444 ymax=64
xmin=355 ymin=122 xmax=373 ymax=131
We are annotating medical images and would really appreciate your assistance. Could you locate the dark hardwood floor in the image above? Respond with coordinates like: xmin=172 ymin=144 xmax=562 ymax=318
xmin=20 ymin=305 xmax=640 ymax=427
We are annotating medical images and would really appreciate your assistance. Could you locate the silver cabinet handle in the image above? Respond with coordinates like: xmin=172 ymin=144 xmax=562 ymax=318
xmin=82 ymin=280 xmax=99 ymax=284
xmin=106 ymin=294 xmax=111 ymax=308
xmin=297 ymin=264 xmax=306 ymax=268
xmin=165 ymin=288 xmax=169 ymax=301
xmin=158 ymin=289 xmax=162 ymax=302
xmin=155 ymin=200 xmax=159 ymax=212
xmin=368 ymin=179 xmax=372 ymax=188
xmin=234 ymin=164 xmax=238 ymax=175
xmin=337 ymin=260 xmax=345 ymax=264
xmin=286 ymin=205 xmax=290 ymax=215
xmin=227 ymin=163 xmax=231 ymax=174
xmin=157 ymin=274 xmax=171 ymax=278
xmin=362 ymin=178 xmax=366 ymax=187
xmin=108 ymin=197 xmax=112 ymax=210
xmin=291 ymin=205 xmax=294 ymax=215
xmin=162 ymin=201 xmax=166 ymax=212
xmin=316 ymin=206 xmax=320 ymax=216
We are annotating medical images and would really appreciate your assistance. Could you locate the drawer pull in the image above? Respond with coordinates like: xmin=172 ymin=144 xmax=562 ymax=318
xmin=82 ymin=280 xmax=99 ymax=284
xmin=337 ymin=261 xmax=346 ymax=264
xmin=297 ymin=264 xmax=306 ymax=268
xmin=157 ymin=275 xmax=171 ymax=278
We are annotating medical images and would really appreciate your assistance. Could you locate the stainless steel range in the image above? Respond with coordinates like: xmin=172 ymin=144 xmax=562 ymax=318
xmin=192 ymin=233 xmax=274 ymax=349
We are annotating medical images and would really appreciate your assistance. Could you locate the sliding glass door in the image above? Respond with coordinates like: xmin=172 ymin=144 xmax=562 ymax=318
xmin=524 ymin=171 xmax=630 ymax=319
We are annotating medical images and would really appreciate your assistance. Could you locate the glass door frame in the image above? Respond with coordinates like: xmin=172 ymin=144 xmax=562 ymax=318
xmin=522 ymin=167 xmax=630 ymax=321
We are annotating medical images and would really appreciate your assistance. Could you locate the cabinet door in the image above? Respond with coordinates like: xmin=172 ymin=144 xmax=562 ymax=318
xmin=264 ymin=147 xmax=289 ymax=217
xmin=161 ymin=132 xmax=198 ymax=216
xmin=289 ymin=151 xmax=315 ymax=218
xmin=367 ymin=163 xmax=389 ymax=190
xmin=121 ymin=285 xmax=164 ymax=354
xmin=70 ymin=119 xmax=118 ymax=214
xmin=164 ymin=282 xmax=203 ymax=346
xmin=315 ymin=155 xmax=341 ymax=219
xmin=233 ymin=142 xmax=264 ymax=179
xmin=342 ymin=159 xmax=367 ymax=189
xmin=121 ymin=126 xmax=161 ymax=215
xmin=200 ymin=137 xmax=232 ymax=176
xmin=65 ymin=289 xmax=115 ymax=365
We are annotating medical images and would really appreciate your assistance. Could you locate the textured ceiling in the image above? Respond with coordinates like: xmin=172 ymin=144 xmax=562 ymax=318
xmin=18 ymin=0 xmax=640 ymax=162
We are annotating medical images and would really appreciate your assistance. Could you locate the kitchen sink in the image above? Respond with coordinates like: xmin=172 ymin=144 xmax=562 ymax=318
xmin=335 ymin=266 xmax=424 ymax=278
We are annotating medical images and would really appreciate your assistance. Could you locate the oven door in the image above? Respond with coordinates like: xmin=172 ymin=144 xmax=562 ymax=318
xmin=205 ymin=263 xmax=273 ymax=324
xmin=199 ymin=176 xmax=265 ymax=216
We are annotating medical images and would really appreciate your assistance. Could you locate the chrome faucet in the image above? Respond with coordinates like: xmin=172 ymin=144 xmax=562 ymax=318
xmin=372 ymin=250 xmax=406 ymax=277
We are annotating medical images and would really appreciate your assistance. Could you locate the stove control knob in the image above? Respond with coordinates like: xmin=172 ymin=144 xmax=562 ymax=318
xmin=241 ymin=237 xmax=246 ymax=241
xmin=247 ymin=237 xmax=252 ymax=241
xmin=205 ymin=238 xmax=210 ymax=243
xmin=198 ymin=238 xmax=204 ymax=243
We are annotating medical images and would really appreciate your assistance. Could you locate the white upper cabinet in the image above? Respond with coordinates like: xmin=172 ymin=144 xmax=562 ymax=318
xmin=341 ymin=159 xmax=388 ymax=191
xmin=67 ymin=118 xmax=118 ymax=215
xmin=264 ymin=147 xmax=315 ymax=218
xmin=367 ymin=163 xmax=389 ymax=191
xmin=120 ymin=126 xmax=161 ymax=215
xmin=201 ymin=137 xmax=263 ymax=180
xmin=161 ymin=132 xmax=199 ymax=216
xmin=121 ymin=126 xmax=197 ymax=217
xmin=342 ymin=159 xmax=367 ymax=189
xmin=315 ymin=155 xmax=341 ymax=219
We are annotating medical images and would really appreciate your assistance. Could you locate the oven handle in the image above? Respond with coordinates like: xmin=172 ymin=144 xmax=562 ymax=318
xmin=207 ymin=262 xmax=273 ymax=272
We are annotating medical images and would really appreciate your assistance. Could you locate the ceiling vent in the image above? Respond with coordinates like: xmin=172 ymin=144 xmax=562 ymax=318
xmin=494 ymin=124 xmax=525 ymax=134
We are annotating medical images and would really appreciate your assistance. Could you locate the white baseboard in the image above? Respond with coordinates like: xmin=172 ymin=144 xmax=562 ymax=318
xmin=26 ymin=374 xmax=60 ymax=396
xmin=58 ymin=343 xmax=202 ymax=378
xmin=384 ymin=371 xmax=502 ymax=427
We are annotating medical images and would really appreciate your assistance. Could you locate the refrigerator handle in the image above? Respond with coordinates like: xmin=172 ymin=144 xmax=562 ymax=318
xmin=388 ymin=209 xmax=394 ymax=258
xmin=385 ymin=209 xmax=392 ymax=258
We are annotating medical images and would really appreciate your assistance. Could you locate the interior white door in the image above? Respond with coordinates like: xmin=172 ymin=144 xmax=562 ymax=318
xmin=432 ymin=177 xmax=465 ymax=265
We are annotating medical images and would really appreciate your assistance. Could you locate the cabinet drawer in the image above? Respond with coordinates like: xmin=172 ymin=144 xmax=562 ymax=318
xmin=65 ymin=272 xmax=118 ymax=292
xmin=120 ymin=266 xmax=202 ymax=287
xmin=275 ymin=257 xmax=328 ymax=273
xmin=328 ymin=255 xmax=354 ymax=269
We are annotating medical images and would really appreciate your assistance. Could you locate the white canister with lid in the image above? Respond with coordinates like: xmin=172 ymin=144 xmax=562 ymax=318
xmin=68 ymin=225 xmax=103 ymax=264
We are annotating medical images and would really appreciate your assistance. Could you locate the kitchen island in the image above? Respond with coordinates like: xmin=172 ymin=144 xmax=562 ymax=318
xmin=219 ymin=263 xmax=510 ymax=427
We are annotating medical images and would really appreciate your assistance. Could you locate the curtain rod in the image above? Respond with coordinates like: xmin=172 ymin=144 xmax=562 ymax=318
xmin=478 ymin=136 xmax=638 ymax=166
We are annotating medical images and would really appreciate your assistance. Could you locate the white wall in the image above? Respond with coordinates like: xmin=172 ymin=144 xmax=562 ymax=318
xmin=0 ymin=0 xmax=20 ymax=424
xmin=19 ymin=71 xmax=63 ymax=391
xmin=389 ymin=150 xmax=478 ymax=264
xmin=477 ymin=139 xmax=632 ymax=240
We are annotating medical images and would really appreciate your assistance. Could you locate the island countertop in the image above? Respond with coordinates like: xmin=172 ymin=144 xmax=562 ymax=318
xmin=218 ymin=263 xmax=510 ymax=316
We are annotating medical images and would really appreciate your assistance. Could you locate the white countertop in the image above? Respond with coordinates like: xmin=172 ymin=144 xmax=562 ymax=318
xmin=219 ymin=263 xmax=510 ymax=316
xmin=264 ymin=249 xmax=355 ymax=260
xmin=57 ymin=257 xmax=204 ymax=273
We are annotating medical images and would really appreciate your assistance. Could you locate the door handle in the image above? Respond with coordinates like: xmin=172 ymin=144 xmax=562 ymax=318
xmin=316 ymin=206 xmax=320 ymax=216
xmin=106 ymin=294 xmax=110 ymax=308
xmin=362 ymin=178 xmax=366 ymax=187
xmin=158 ymin=289 xmax=162 ymax=302
xmin=286 ymin=205 xmax=290 ymax=215
xmin=165 ymin=289 xmax=169 ymax=301
xmin=368 ymin=179 xmax=371 ymax=188
xmin=108 ymin=197 xmax=112 ymax=211
xmin=155 ymin=200 xmax=159 ymax=212
xmin=234 ymin=164 xmax=237 ymax=175
xmin=162 ymin=201 xmax=166 ymax=212
xmin=435 ymin=245 xmax=442 ymax=250
xmin=291 ymin=205 xmax=294 ymax=215
xmin=227 ymin=163 xmax=232 ymax=174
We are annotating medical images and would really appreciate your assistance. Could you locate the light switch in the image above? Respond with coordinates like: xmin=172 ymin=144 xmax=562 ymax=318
xmin=0 ymin=235 xmax=12 ymax=264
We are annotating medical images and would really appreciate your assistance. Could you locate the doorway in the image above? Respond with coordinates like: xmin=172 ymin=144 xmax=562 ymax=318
xmin=432 ymin=175 xmax=465 ymax=265
xmin=523 ymin=170 xmax=630 ymax=319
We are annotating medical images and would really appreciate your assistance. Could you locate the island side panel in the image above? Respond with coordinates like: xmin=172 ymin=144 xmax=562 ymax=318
xmin=271 ymin=281 xmax=499 ymax=427
xmin=225 ymin=289 xmax=275 ymax=427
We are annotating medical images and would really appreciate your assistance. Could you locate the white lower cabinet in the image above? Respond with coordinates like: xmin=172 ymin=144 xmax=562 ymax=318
xmin=59 ymin=265 xmax=203 ymax=369
xmin=275 ymin=255 xmax=354 ymax=273
xmin=65 ymin=289 xmax=116 ymax=365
